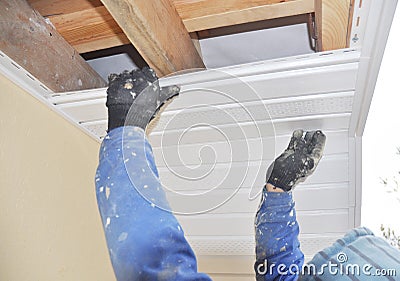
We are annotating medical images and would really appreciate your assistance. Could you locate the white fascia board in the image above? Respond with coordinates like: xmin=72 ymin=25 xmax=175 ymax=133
xmin=349 ymin=0 xmax=399 ymax=136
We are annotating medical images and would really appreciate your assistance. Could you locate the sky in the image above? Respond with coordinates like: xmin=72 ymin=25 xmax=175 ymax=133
xmin=362 ymin=5 xmax=400 ymax=236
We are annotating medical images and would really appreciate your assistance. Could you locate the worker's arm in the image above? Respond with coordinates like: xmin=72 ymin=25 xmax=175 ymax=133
xmin=254 ymin=130 xmax=326 ymax=280
xmin=95 ymin=126 xmax=212 ymax=281
xmin=254 ymin=184 xmax=304 ymax=281
xmin=95 ymin=68 xmax=211 ymax=281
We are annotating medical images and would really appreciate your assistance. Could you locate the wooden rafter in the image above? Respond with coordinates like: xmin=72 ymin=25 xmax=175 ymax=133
xmin=0 ymin=0 xmax=106 ymax=92
xmin=100 ymin=0 xmax=205 ymax=76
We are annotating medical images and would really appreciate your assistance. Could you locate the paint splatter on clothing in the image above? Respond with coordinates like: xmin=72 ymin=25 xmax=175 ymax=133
xmin=254 ymin=190 xmax=304 ymax=280
xmin=95 ymin=126 xmax=211 ymax=281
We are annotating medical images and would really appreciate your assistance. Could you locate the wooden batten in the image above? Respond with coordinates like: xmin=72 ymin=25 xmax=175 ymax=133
xmin=28 ymin=0 xmax=130 ymax=53
xmin=172 ymin=0 xmax=315 ymax=32
xmin=45 ymin=6 xmax=130 ymax=54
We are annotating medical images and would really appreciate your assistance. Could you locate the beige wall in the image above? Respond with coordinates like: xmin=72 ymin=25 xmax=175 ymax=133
xmin=0 ymin=74 xmax=115 ymax=280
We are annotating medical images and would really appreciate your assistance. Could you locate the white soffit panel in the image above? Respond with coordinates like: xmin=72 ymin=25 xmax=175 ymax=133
xmin=46 ymin=49 xmax=360 ymax=277
xmin=45 ymin=49 xmax=360 ymax=141
xmin=0 ymin=48 xmax=360 ymax=275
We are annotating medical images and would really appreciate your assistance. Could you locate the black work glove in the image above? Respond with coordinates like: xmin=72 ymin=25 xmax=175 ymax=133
xmin=266 ymin=129 xmax=326 ymax=192
xmin=106 ymin=67 xmax=180 ymax=131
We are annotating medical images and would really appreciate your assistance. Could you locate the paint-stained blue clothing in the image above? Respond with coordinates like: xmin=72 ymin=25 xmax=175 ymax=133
xmin=254 ymin=190 xmax=304 ymax=280
xmin=95 ymin=126 xmax=212 ymax=281
xmin=299 ymin=227 xmax=400 ymax=281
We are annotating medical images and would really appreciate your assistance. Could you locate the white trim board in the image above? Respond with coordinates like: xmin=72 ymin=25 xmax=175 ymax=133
xmin=349 ymin=0 xmax=399 ymax=136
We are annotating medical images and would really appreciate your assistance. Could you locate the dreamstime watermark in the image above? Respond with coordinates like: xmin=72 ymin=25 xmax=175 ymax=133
xmin=256 ymin=252 xmax=397 ymax=277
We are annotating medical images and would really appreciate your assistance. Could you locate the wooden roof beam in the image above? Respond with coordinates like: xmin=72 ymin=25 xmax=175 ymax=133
xmin=0 ymin=0 xmax=106 ymax=92
xmin=99 ymin=0 xmax=205 ymax=76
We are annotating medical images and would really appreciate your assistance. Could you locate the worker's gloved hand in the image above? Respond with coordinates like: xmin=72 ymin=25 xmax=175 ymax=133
xmin=266 ymin=129 xmax=326 ymax=192
xmin=106 ymin=67 xmax=180 ymax=132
